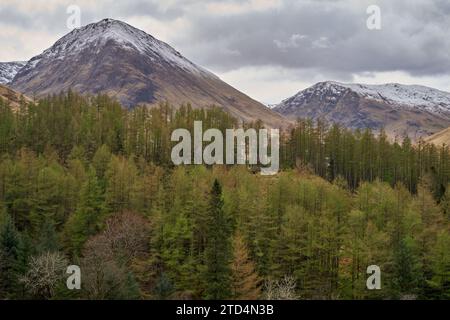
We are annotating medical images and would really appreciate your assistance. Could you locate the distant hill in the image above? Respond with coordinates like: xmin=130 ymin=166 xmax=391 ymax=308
xmin=274 ymin=81 xmax=450 ymax=140
xmin=0 ymin=61 xmax=27 ymax=84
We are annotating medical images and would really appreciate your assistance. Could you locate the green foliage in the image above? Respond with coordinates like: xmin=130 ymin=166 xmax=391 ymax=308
xmin=204 ymin=179 xmax=233 ymax=299
xmin=391 ymin=237 xmax=422 ymax=298
xmin=426 ymin=231 xmax=450 ymax=299
xmin=0 ymin=92 xmax=448 ymax=300
xmin=64 ymin=166 xmax=105 ymax=256
xmin=0 ymin=214 xmax=25 ymax=298
xmin=282 ymin=120 xmax=449 ymax=199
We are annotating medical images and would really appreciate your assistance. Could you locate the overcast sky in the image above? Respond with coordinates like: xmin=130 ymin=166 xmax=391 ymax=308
xmin=1 ymin=0 xmax=449 ymax=103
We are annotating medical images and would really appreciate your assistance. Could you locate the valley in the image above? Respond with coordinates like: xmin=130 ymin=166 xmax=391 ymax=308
xmin=0 ymin=16 xmax=449 ymax=301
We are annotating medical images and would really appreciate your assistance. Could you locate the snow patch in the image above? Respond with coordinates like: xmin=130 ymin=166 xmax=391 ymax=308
xmin=279 ymin=81 xmax=450 ymax=116
xmin=19 ymin=18 xmax=216 ymax=79
xmin=0 ymin=61 xmax=27 ymax=84
xmin=329 ymin=81 xmax=450 ymax=114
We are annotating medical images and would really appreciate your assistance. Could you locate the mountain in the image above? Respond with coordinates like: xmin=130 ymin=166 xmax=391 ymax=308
xmin=0 ymin=84 xmax=32 ymax=109
xmin=10 ymin=18 xmax=286 ymax=128
xmin=0 ymin=61 xmax=27 ymax=84
xmin=273 ymin=81 xmax=450 ymax=140
xmin=424 ymin=127 xmax=450 ymax=146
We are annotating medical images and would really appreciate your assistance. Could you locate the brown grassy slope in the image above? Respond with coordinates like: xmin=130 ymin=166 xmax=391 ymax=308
xmin=423 ymin=126 xmax=450 ymax=146
xmin=0 ymin=84 xmax=32 ymax=109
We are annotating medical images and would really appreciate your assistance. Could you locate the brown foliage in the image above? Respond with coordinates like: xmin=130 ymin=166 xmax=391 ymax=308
xmin=81 ymin=211 xmax=151 ymax=299
xmin=231 ymin=233 xmax=261 ymax=300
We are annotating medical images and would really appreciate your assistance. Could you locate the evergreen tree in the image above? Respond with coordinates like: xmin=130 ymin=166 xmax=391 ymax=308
xmin=0 ymin=214 xmax=24 ymax=298
xmin=391 ymin=237 xmax=422 ymax=298
xmin=64 ymin=166 xmax=105 ymax=255
xmin=204 ymin=179 xmax=232 ymax=299
xmin=36 ymin=219 xmax=59 ymax=254
xmin=427 ymin=231 xmax=450 ymax=299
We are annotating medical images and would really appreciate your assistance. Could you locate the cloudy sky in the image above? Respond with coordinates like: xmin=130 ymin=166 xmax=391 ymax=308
xmin=1 ymin=0 xmax=449 ymax=103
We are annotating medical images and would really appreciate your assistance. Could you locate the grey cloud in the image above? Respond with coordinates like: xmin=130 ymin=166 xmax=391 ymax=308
xmin=0 ymin=0 xmax=184 ymax=33
xmin=172 ymin=0 xmax=450 ymax=78
xmin=1 ymin=0 xmax=449 ymax=80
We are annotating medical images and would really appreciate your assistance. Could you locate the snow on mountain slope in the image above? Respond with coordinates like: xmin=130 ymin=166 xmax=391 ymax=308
xmin=328 ymin=82 xmax=450 ymax=115
xmin=278 ymin=81 xmax=450 ymax=117
xmin=0 ymin=61 xmax=27 ymax=84
xmin=274 ymin=81 xmax=450 ymax=140
xmin=19 ymin=18 xmax=215 ymax=79
xmin=11 ymin=18 xmax=287 ymax=128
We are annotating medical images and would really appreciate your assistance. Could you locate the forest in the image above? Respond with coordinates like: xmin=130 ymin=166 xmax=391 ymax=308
xmin=0 ymin=92 xmax=449 ymax=300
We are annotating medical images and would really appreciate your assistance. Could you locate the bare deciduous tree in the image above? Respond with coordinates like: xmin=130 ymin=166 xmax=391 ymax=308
xmin=20 ymin=251 xmax=68 ymax=299
xmin=263 ymin=275 xmax=298 ymax=300
xmin=81 ymin=211 xmax=150 ymax=299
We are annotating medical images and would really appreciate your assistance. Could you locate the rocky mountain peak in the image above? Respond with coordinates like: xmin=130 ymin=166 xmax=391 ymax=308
xmin=274 ymin=81 xmax=450 ymax=140
xmin=9 ymin=19 xmax=287 ymax=128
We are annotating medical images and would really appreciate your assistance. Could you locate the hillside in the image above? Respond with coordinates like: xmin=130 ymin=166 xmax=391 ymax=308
xmin=0 ymin=84 xmax=31 ymax=109
xmin=424 ymin=126 xmax=450 ymax=146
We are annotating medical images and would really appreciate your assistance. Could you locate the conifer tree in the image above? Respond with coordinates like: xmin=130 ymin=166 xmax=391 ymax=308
xmin=0 ymin=215 xmax=24 ymax=298
xmin=392 ymin=237 xmax=422 ymax=298
xmin=64 ymin=166 xmax=105 ymax=255
xmin=231 ymin=233 xmax=261 ymax=300
xmin=204 ymin=179 xmax=232 ymax=299
xmin=427 ymin=231 xmax=450 ymax=299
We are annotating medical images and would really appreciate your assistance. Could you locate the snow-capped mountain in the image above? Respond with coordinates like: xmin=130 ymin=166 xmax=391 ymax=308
xmin=11 ymin=19 xmax=286 ymax=128
xmin=17 ymin=19 xmax=214 ymax=81
xmin=274 ymin=81 xmax=450 ymax=140
xmin=0 ymin=61 xmax=27 ymax=84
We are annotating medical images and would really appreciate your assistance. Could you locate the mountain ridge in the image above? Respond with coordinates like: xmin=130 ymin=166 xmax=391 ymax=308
xmin=274 ymin=81 xmax=450 ymax=140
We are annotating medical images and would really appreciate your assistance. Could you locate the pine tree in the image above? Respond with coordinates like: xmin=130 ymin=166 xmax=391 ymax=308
xmin=64 ymin=166 xmax=105 ymax=255
xmin=105 ymin=156 xmax=139 ymax=213
xmin=392 ymin=237 xmax=422 ymax=298
xmin=231 ymin=233 xmax=261 ymax=300
xmin=0 ymin=214 xmax=24 ymax=298
xmin=92 ymin=144 xmax=112 ymax=189
xmin=36 ymin=219 xmax=59 ymax=254
xmin=160 ymin=212 xmax=196 ymax=293
xmin=204 ymin=179 xmax=232 ymax=299
xmin=427 ymin=231 xmax=450 ymax=299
